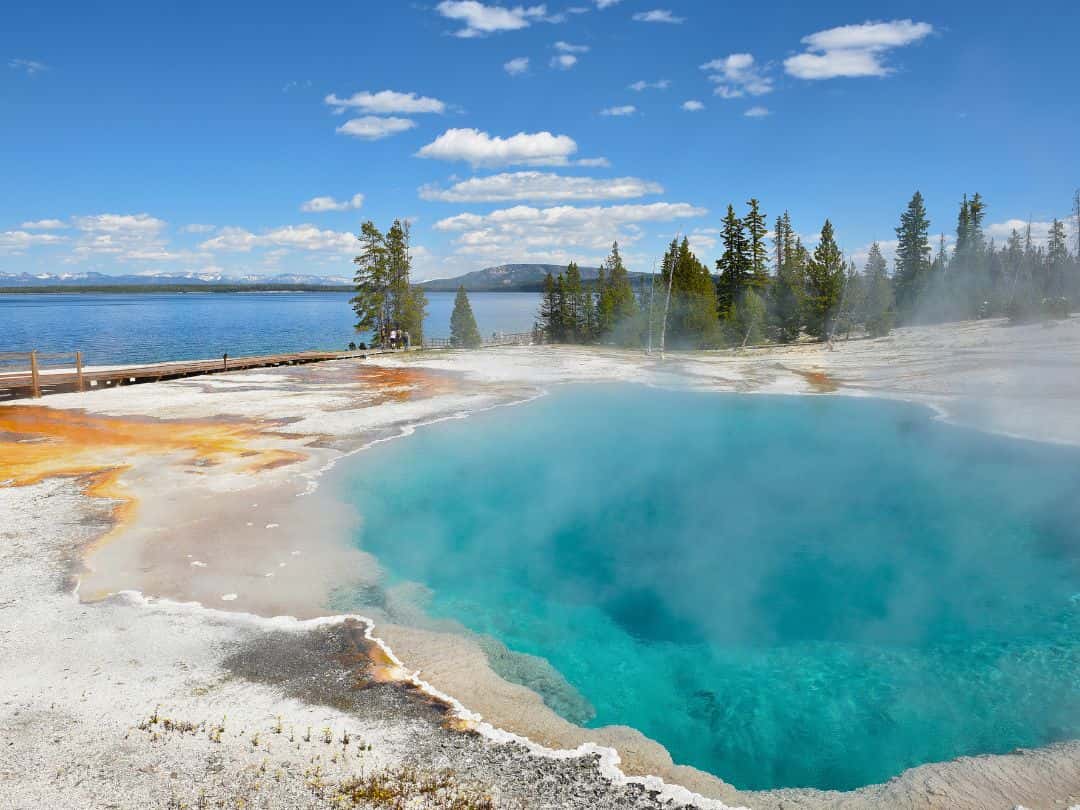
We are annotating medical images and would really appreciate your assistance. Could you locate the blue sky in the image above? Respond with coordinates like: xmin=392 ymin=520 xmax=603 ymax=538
xmin=3 ymin=0 xmax=1078 ymax=280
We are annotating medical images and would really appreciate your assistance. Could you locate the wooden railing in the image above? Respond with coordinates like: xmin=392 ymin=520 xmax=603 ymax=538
xmin=0 ymin=351 xmax=86 ymax=398
xmin=421 ymin=332 xmax=535 ymax=349
xmin=0 ymin=348 xmax=372 ymax=402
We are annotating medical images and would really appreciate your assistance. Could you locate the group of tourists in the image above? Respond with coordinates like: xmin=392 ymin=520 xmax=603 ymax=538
xmin=387 ymin=329 xmax=411 ymax=350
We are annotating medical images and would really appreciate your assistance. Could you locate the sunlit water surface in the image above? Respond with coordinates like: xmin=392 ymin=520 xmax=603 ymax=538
xmin=1 ymin=291 xmax=540 ymax=364
xmin=335 ymin=386 xmax=1080 ymax=791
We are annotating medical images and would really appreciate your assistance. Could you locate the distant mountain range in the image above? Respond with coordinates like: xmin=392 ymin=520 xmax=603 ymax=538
xmin=420 ymin=263 xmax=650 ymax=292
xmin=0 ymin=271 xmax=352 ymax=288
xmin=1 ymin=265 xmax=653 ymax=293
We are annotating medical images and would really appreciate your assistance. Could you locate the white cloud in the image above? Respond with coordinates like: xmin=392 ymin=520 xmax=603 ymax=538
xmin=784 ymin=19 xmax=934 ymax=80
xmin=433 ymin=201 xmax=707 ymax=263
xmin=681 ymin=100 xmax=705 ymax=111
xmin=985 ymin=217 xmax=1077 ymax=244
xmin=595 ymin=0 xmax=621 ymax=7
xmin=576 ymin=157 xmax=611 ymax=168
xmin=0 ymin=230 xmax=67 ymax=252
xmin=183 ymin=223 xmax=216 ymax=234
xmin=631 ymin=9 xmax=684 ymax=23
xmin=323 ymin=90 xmax=447 ymax=114
xmin=336 ymin=116 xmax=417 ymax=140
xmin=784 ymin=49 xmax=886 ymax=80
xmin=73 ymin=213 xmax=165 ymax=233
xmin=435 ymin=1 xmax=549 ymax=38
xmin=700 ymin=53 xmax=773 ymax=98
xmin=554 ymin=41 xmax=589 ymax=53
xmin=66 ymin=213 xmax=170 ymax=261
xmin=504 ymin=56 xmax=530 ymax=75
xmin=744 ymin=106 xmax=770 ymax=117
xmin=201 ymin=224 xmax=355 ymax=254
xmin=551 ymin=53 xmax=578 ymax=69
xmin=18 ymin=219 xmax=67 ymax=230
xmin=687 ymin=228 xmax=718 ymax=255
xmin=419 ymin=171 xmax=663 ymax=202
xmin=9 ymin=58 xmax=47 ymax=76
xmin=600 ymin=105 xmax=637 ymax=116
xmin=802 ymin=19 xmax=934 ymax=52
xmin=629 ymin=79 xmax=671 ymax=91
xmin=300 ymin=193 xmax=365 ymax=213
xmin=416 ymin=128 xmax=578 ymax=167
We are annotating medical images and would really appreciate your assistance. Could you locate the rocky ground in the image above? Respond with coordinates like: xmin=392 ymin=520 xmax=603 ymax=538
xmin=2 ymin=317 xmax=1080 ymax=809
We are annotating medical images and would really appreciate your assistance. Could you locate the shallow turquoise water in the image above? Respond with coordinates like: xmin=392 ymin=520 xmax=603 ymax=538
xmin=334 ymin=386 xmax=1080 ymax=791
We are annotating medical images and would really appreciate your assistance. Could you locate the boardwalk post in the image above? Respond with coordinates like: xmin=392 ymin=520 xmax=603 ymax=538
xmin=75 ymin=351 xmax=85 ymax=392
xmin=29 ymin=351 xmax=41 ymax=398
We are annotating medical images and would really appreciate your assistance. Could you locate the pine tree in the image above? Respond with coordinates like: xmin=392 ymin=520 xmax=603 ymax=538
xmin=595 ymin=266 xmax=613 ymax=336
xmin=804 ymin=220 xmax=846 ymax=340
xmin=449 ymin=285 xmax=482 ymax=348
xmin=745 ymin=198 xmax=770 ymax=289
xmin=894 ymin=191 xmax=932 ymax=322
xmin=1047 ymin=219 xmax=1069 ymax=299
xmin=768 ymin=216 xmax=805 ymax=343
xmin=951 ymin=193 xmax=990 ymax=318
xmin=861 ymin=242 xmax=894 ymax=337
xmin=563 ymin=262 xmax=588 ymax=342
xmin=716 ymin=205 xmax=751 ymax=316
xmin=661 ymin=237 xmax=719 ymax=348
xmin=351 ymin=221 xmax=389 ymax=344
xmin=384 ymin=220 xmax=426 ymax=344
xmin=595 ymin=241 xmax=639 ymax=345
xmin=538 ymin=272 xmax=559 ymax=342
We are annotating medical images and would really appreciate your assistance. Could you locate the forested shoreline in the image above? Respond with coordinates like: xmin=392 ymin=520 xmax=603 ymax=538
xmin=534 ymin=192 xmax=1080 ymax=349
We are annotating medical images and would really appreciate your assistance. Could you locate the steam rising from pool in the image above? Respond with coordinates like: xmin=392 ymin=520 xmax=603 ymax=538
xmin=334 ymin=386 xmax=1080 ymax=791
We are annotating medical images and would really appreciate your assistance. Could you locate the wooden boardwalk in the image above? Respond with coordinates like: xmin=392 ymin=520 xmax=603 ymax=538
xmin=1 ymin=332 xmax=537 ymax=402
xmin=0 ymin=349 xmax=377 ymax=402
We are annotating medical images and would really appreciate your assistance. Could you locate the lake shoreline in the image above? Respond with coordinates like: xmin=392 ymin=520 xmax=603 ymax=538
xmin=3 ymin=317 xmax=1080 ymax=809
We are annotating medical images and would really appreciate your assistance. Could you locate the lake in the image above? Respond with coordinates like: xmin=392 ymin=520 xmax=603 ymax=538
xmin=334 ymin=386 xmax=1080 ymax=792
xmin=0 ymin=291 xmax=541 ymax=365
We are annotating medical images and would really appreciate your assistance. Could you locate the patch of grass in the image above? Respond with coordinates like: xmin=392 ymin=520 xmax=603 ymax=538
xmin=330 ymin=767 xmax=496 ymax=809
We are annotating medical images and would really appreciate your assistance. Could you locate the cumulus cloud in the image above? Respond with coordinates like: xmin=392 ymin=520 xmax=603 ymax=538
xmin=682 ymin=100 xmax=705 ymax=111
xmin=0 ymin=230 xmax=67 ymax=252
xmin=744 ymin=106 xmax=770 ymax=117
xmin=336 ymin=116 xmax=417 ymax=139
xmin=600 ymin=105 xmax=637 ymax=116
xmin=201 ymin=224 xmax=355 ymax=253
xmin=629 ymin=79 xmax=671 ymax=91
xmin=700 ymin=53 xmax=773 ymax=98
xmin=504 ymin=56 xmax=530 ymax=75
xmin=416 ymin=127 xmax=579 ymax=167
xmin=433 ymin=201 xmax=707 ymax=263
xmin=73 ymin=213 xmax=165 ymax=233
xmin=436 ymin=1 xmax=549 ymax=37
xmin=66 ymin=213 xmax=170 ymax=260
xmin=784 ymin=19 xmax=934 ymax=80
xmin=19 ymin=219 xmax=67 ymax=230
xmin=554 ymin=40 xmax=589 ymax=53
xmin=632 ymin=9 xmax=684 ymax=23
xmin=323 ymin=90 xmax=447 ymax=114
xmin=183 ymin=223 xmax=216 ymax=234
xmin=551 ymin=54 xmax=578 ymax=69
xmin=419 ymin=171 xmax=663 ymax=203
xmin=300 ymin=193 xmax=365 ymax=213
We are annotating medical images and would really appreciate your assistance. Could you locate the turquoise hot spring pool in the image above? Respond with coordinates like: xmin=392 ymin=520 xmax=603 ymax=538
xmin=332 ymin=385 xmax=1080 ymax=791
